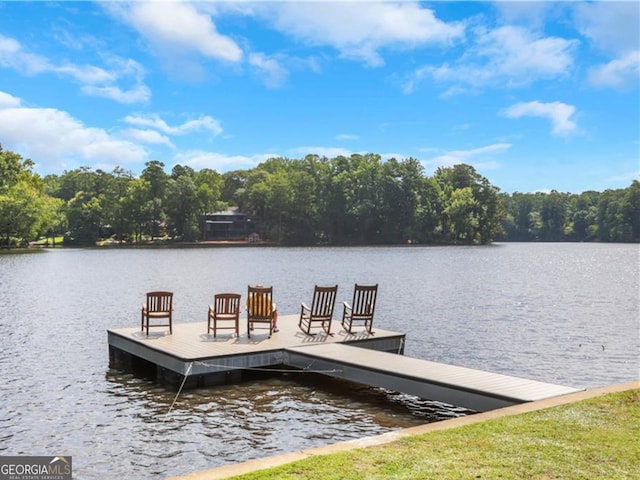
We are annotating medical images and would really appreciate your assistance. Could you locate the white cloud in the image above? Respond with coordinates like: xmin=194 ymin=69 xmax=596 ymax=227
xmin=82 ymin=84 xmax=151 ymax=105
xmin=573 ymin=2 xmax=639 ymax=55
xmin=503 ymin=101 xmax=578 ymax=136
xmin=256 ymin=3 xmax=464 ymax=67
xmin=335 ymin=134 xmax=359 ymax=141
xmin=248 ymin=52 xmax=288 ymax=88
xmin=0 ymin=91 xmax=21 ymax=108
xmin=0 ymin=34 xmax=150 ymax=104
xmin=105 ymin=1 xmax=242 ymax=63
xmin=604 ymin=169 xmax=640 ymax=187
xmin=174 ymin=150 xmax=271 ymax=172
xmin=573 ymin=2 xmax=639 ymax=91
xmin=123 ymin=113 xmax=223 ymax=137
xmin=405 ymin=25 xmax=577 ymax=93
xmin=291 ymin=146 xmax=354 ymax=158
xmin=493 ymin=2 xmax=557 ymax=29
xmin=423 ymin=143 xmax=511 ymax=171
xmin=0 ymin=34 xmax=50 ymax=75
xmin=588 ymin=50 xmax=640 ymax=90
xmin=122 ymin=129 xmax=174 ymax=149
xmin=0 ymin=91 xmax=148 ymax=172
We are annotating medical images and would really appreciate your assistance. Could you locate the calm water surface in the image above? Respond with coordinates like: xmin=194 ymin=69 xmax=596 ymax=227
xmin=0 ymin=243 xmax=638 ymax=478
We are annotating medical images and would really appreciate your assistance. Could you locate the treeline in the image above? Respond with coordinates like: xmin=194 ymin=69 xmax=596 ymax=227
xmin=1 ymin=145 xmax=638 ymax=247
xmin=501 ymin=187 xmax=640 ymax=242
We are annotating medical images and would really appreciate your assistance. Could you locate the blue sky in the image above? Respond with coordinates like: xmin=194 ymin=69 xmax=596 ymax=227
xmin=0 ymin=1 xmax=638 ymax=194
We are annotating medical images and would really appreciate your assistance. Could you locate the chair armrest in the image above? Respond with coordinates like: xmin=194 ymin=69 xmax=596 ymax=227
xmin=301 ymin=302 xmax=311 ymax=312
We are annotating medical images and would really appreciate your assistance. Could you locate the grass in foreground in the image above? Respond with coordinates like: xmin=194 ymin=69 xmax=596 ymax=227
xmin=231 ymin=389 xmax=639 ymax=480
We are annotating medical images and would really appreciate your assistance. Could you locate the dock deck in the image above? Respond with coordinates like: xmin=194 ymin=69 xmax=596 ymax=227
xmin=108 ymin=314 xmax=404 ymax=386
xmin=108 ymin=314 xmax=580 ymax=412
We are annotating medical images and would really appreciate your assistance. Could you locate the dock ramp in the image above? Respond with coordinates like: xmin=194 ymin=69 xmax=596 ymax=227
xmin=284 ymin=343 xmax=581 ymax=412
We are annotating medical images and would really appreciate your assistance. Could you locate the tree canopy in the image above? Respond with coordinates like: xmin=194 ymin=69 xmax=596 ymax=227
xmin=0 ymin=145 xmax=638 ymax=247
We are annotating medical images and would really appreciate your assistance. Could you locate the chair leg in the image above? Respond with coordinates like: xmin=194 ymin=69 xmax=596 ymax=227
xmin=342 ymin=317 xmax=352 ymax=334
xmin=323 ymin=320 xmax=333 ymax=336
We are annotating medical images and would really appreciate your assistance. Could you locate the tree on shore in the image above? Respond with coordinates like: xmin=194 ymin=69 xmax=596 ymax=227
xmin=0 ymin=146 xmax=63 ymax=247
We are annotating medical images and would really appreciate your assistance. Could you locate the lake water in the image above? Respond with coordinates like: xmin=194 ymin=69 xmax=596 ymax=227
xmin=0 ymin=243 xmax=638 ymax=478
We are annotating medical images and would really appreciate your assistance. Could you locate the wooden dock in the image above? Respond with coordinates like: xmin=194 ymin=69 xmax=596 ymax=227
xmin=108 ymin=314 xmax=405 ymax=387
xmin=108 ymin=314 xmax=580 ymax=412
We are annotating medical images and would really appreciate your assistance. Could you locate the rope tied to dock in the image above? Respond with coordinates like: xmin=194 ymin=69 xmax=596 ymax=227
xmin=192 ymin=360 xmax=342 ymax=374
xmin=166 ymin=362 xmax=193 ymax=416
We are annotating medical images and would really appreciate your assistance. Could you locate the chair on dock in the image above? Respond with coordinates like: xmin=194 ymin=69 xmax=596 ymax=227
xmin=342 ymin=284 xmax=378 ymax=334
xmin=141 ymin=291 xmax=173 ymax=335
xmin=207 ymin=293 xmax=241 ymax=338
xmin=298 ymin=285 xmax=338 ymax=335
xmin=246 ymin=285 xmax=276 ymax=338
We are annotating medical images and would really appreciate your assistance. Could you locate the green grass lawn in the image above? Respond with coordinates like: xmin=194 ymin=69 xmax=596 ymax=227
xmin=229 ymin=388 xmax=639 ymax=480
xmin=31 ymin=235 xmax=64 ymax=246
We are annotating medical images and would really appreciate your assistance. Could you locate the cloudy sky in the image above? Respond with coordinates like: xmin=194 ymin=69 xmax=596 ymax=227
xmin=0 ymin=1 xmax=638 ymax=193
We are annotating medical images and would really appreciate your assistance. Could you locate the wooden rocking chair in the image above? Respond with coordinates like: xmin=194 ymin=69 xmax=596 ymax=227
xmin=298 ymin=285 xmax=338 ymax=335
xmin=341 ymin=284 xmax=378 ymax=334
xmin=246 ymin=285 xmax=276 ymax=338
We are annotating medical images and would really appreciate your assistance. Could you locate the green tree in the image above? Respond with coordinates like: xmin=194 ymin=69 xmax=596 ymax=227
xmin=122 ymin=178 xmax=152 ymax=243
xmin=434 ymin=164 xmax=503 ymax=244
xmin=445 ymin=187 xmax=478 ymax=242
xmin=0 ymin=146 xmax=56 ymax=246
xmin=141 ymin=160 xmax=168 ymax=239
xmin=623 ymin=180 xmax=640 ymax=242
xmin=165 ymin=172 xmax=199 ymax=241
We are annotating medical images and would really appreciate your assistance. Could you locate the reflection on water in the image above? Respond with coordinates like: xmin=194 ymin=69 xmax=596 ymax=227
xmin=0 ymin=243 xmax=637 ymax=478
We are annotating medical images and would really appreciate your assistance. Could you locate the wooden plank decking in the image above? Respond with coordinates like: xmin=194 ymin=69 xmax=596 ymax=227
xmin=285 ymin=343 xmax=581 ymax=412
xmin=107 ymin=314 xmax=581 ymax=412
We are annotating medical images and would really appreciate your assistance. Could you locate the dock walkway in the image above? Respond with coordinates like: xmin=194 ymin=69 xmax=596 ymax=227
xmin=285 ymin=343 xmax=579 ymax=411
xmin=108 ymin=314 xmax=580 ymax=412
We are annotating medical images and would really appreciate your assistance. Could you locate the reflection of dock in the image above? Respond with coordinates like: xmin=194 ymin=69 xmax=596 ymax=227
xmin=107 ymin=314 xmax=580 ymax=412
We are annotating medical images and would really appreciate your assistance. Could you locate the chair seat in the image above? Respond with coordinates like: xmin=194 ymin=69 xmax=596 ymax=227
xmin=144 ymin=311 xmax=171 ymax=318
xmin=213 ymin=313 xmax=238 ymax=320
